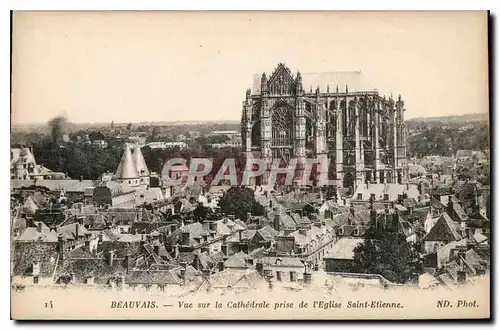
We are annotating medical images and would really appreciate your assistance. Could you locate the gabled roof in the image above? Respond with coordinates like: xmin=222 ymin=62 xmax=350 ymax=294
xmin=14 ymin=227 xmax=58 ymax=243
xmin=224 ymin=251 xmax=250 ymax=269
xmin=22 ymin=195 xmax=40 ymax=215
xmin=423 ymin=213 xmax=462 ymax=242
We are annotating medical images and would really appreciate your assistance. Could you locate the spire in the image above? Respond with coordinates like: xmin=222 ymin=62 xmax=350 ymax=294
xmin=115 ymin=144 xmax=139 ymax=180
xmin=132 ymin=144 xmax=150 ymax=177
xmin=296 ymin=71 xmax=302 ymax=82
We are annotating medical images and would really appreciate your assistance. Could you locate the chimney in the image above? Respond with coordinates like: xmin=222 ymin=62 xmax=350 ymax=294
xmin=193 ymin=253 xmax=201 ymax=270
xmin=274 ymin=213 xmax=281 ymax=232
xmin=124 ymin=254 xmax=131 ymax=274
xmin=350 ymin=205 xmax=355 ymax=217
xmin=370 ymin=207 xmax=377 ymax=223
xmin=37 ymin=222 xmax=42 ymax=233
xmin=181 ymin=232 xmax=190 ymax=245
xmin=75 ymin=223 xmax=80 ymax=241
xmin=172 ymin=244 xmax=179 ymax=258
xmin=408 ymin=206 xmax=413 ymax=215
xmin=256 ymin=261 xmax=264 ymax=275
xmin=201 ymin=246 xmax=209 ymax=254
xmin=98 ymin=232 xmax=103 ymax=244
xmin=239 ymin=229 xmax=244 ymax=242
xmin=247 ymin=212 xmax=251 ymax=221
xmin=221 ymin=244 xmax=228 ymax=256
xmin=223 ymin=217 xmax=228 ymax=224
xmin=466 ymin=237 xmax=475 ymax=250
xmin=447 ymin=196 xmax=454 ymax=220
xmin=303 ymin=272 xmax=312 ymax=284
xmin=269 ymin=200 xmax=273 ymax=208
xmin=202 ymin=221 xmax=210 ymax=232
xmin=108 ymin=250 xmax=115 ymax=267
xmin=58 ymin=234 xmax=65 ymax=262
xmin=457 ymin=270 xmax=467 ymax=284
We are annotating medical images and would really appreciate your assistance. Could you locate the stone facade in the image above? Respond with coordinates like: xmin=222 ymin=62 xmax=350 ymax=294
xmin=241 ymin=63 xmax=408 ymax=190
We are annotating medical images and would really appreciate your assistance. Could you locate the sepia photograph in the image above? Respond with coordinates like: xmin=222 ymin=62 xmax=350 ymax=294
xmin=9 ymin=10 xmax=491 ymax=320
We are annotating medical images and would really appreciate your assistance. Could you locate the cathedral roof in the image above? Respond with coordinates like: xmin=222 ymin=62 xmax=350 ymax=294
xmin=252 ymin=69 xmax=370 ymax=95
xmin=132 ymin=145 xmax=150 ymax=177
xmin=115 ymin=144 xmax=139 ymax=180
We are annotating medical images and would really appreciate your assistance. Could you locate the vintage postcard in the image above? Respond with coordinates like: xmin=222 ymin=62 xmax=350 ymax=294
xmin=10 ymin=10 xmax=490 ymax=320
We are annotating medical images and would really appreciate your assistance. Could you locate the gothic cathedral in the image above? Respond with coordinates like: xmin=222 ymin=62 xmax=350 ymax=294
xmin=241 ymin=63 xmax=408 ymax=191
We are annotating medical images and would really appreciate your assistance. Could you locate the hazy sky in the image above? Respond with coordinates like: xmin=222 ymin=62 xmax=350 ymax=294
xmin=12 ymin=11 xmax=488 ymax=124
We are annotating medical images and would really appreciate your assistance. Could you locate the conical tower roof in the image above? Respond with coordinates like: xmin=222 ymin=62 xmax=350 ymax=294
xmin=132 ymin=145 xmax=150 ymax=177
xmin=115 ymin=143 xmax=139 ymax=179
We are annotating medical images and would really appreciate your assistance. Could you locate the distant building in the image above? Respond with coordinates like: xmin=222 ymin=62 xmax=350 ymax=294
xmin=93 ymin=181 xmax=136 ymax=207
xmin=147 ymin=142 xmax=188 ymax=150
xmin=10 ymin=148 xmax=66 ymax=180
xmin=92 ymin=140 xmax=108 ymax=149
xmin=128 ymin=136 xmax=147 ymax=147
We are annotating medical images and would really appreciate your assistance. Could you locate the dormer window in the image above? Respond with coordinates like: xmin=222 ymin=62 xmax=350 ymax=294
xmin=338 ymin=228 xmax=344 ymax=236
xmin=353 ymin=228 xmax=359 ymax=236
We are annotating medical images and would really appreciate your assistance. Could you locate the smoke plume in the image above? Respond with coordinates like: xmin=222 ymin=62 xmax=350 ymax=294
xmin=48 ymin=115 xmax=68 ymax=145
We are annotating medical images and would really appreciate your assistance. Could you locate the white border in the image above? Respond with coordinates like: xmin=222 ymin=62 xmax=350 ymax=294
xmin=2 ymin=1 xmax=498 ymax=329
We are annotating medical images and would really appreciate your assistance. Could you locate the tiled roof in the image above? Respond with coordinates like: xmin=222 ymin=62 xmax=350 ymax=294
xmin=22 ymin=196 xmax=39 ymax=215
xmin=57 ymin=223 xmax=91 ymax=240
xmin=12 ymin=243 xmax=59 ymax=277
xmin=58 ymin=258 xmax=126 ymax=285
xmin=15 ymin=227 xmax=59 ymax=243
xmin=324 ymin=238 xmax=364 ymax=260
xmin=224 ymin=251 xmax=250 ymax=268
xmin=208 ymin=268 xmax=263 ymax=289
xmin=423 ymin=213 xmax=462 ymax=242
xmin=11 ymin=179 xmax=95 ymax=192
xmin=351 ymin=183 xmax=420 ymax=202
xmin=260 ymin=256 xmax=304 ymax=268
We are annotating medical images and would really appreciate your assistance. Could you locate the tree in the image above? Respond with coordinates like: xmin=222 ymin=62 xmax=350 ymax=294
xmin=351 ymin=222 xmax=421 ymax=284
xmin=217 ymin=187 xmax=265 ymax=221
